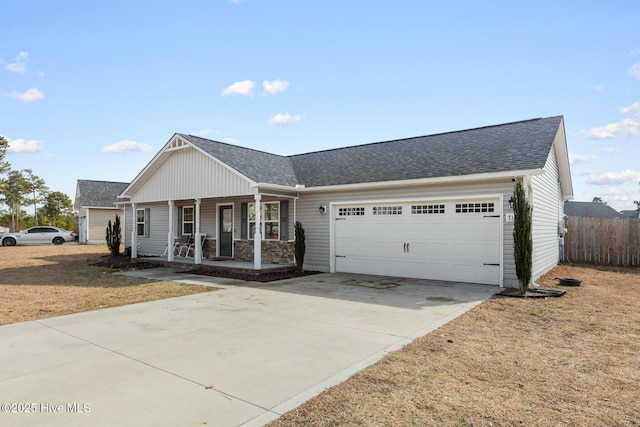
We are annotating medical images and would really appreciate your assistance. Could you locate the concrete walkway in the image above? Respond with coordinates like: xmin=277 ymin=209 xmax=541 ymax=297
xmin=0 ymin=270 xmax=498 ymax=427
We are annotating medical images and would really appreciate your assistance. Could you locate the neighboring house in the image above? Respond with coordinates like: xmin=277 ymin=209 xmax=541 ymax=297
xmin=75 ymin=180 xmax=129 ymax=243
xmin=564 ymin=201 xmax=625 ymax=219
xmin=619 ymin=210 xmax=639 ymax=219
xmin=120 ymin=116 xmax=573 ymax=288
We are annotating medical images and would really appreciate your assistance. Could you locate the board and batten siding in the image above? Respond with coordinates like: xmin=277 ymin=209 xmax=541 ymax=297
xmin=130 ymin=147 xmax=253 ymax=204
xmin=295 ymin=180 xmax=518 ymax=286
xmin=530 ymin=143 xmax=564 ymax=280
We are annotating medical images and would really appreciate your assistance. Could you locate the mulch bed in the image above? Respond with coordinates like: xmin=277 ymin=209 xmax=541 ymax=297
xmin=90 ymin=254 xmax=320 ymax=282
xmin=177 ymin=266 xmax=321 ymax=283
xmin=496 ymin=286 xmax=567 ymax=298
xmin=89 ymin=254 xmax=161 ymax=270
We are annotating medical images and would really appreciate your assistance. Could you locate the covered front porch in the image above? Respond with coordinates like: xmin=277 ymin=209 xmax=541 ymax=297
xmin=126 ymin=192 xmax=298 ymax=270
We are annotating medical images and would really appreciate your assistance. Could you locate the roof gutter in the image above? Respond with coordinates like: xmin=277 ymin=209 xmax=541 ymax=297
xmin=254 ymin=169 xmax=544 ymax=193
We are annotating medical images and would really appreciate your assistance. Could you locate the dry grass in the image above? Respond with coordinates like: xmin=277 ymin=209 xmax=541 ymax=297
xmin=269 ymin=264 xmax=640 ymax=427
xmin=0 ymin=244 xmax=213 ymax=326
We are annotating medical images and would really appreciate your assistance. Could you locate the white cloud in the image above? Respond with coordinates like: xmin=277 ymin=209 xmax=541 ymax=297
xmin=101 ymin=139 xmax=152 ymax=153
xmin=620 ymin=102 xmax=640 ymax=115
xmin=630 ymin=62 xmax=640 ymax=80
xmin=223 ymin=137 xmax=238 ymax=144
xmin=5 ymin=51 xmax=29 ymax=73
xmin=267 ymin=113 xmax=303 ymax=127
xmin=586 ymin=169 xmax=640 ymax=185
xmin=6 ymin=88 xmax=44 ymax=103
xmin=600 ymin=147 xmax=619 ymax=155
xmin=585 ymin=102 xmax=640 ymax=139
xmin=222 ymin=80 xmax=255 ymax=96
xmin=262 ymin=79 xmax=290 ymax=95
xmin=195 ymin=129 xmax=214 ymax=136
xmin=569 ymin=154 xmax=596 ymax=164
xmin=7 ymin=138 xmax=44 ymax=154
xmin=598 ymin=187 xmax=633 ymax=210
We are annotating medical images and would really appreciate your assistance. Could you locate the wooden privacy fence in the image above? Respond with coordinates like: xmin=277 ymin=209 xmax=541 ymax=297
xmin=565 ymin=216 xmax=640 ymax=267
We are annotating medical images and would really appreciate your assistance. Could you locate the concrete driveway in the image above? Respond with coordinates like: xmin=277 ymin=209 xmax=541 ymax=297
xmin=0 ymin=270 xmax=498 ymax=427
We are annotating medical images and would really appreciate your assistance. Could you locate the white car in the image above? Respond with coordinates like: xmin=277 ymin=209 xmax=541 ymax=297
xmin=1 ymin=226 xmax=76 ymax=246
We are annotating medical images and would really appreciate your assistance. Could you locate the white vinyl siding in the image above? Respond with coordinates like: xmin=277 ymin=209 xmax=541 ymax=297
xmin=125 ymin=203 xmax=168 ymax=256
xmin=130 ymin=146 xmax=253 ymax=203
xmin=530 ymin=144 xmax=563 ymax=280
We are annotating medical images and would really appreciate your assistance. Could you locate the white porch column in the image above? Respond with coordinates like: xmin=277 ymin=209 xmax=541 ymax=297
xmin=253 ymin=194 xmax=262 ymax=270
xmin=194 ymin=198 xmax=202 ymax=264
xmin=167 ymin=200 xmax=174 ymax=262
xmin=131 ymin=203 xmax=137 ymax=258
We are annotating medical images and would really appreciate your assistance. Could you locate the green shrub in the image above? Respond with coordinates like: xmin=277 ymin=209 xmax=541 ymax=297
xmin=513 ymin=182 xmax=532 ymax=295
xmin=106 ymin=215 xmax=122 ymax=257
xmin=294 ymin=221 xmax=305 ymax=273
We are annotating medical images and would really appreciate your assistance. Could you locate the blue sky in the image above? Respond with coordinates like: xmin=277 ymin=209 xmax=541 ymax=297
xmin=2 ymin=1 xmax=640 ymax=211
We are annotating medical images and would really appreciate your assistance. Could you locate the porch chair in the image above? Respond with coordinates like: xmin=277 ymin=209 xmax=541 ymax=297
xmin=185 ymin=233 xmax=207 ymax=258
xmin=163 ymin=234 xmax=190 ymax=256
xmin=175 ymin=234 xmax=192 ymax=257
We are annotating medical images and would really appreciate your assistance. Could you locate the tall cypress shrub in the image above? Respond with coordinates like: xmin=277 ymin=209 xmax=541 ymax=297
xmin=294 ymin=221 xmax=305 ymax=273
xmin=513 ymin=182 xmax=532 ymax=295
xmin=106 ymin=215 xmax=122 ymax=257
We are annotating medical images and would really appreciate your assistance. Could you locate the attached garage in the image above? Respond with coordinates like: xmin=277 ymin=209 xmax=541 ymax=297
xmin=333 ymin=197 xmax=503 ymax=285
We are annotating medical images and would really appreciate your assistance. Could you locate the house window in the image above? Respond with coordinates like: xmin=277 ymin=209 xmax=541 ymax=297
xmin=338 ymin=207 xmax=365 ymax=216
xmin=455 ymin=202 xmax=495 ymax=213
xmin=136 ymin=208 xmax=147 ymax=236
xmin=248 ymin=202 xmax=279 ymax=240
xmin=412 ymin=204 xmax=445 ymax=214
xmin=182 ymin=206 xmax=194 ymax=235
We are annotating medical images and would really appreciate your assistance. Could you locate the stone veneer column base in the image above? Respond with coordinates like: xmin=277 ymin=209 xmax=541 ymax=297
xmin=234 ymin=240 xmax=294 ymax=264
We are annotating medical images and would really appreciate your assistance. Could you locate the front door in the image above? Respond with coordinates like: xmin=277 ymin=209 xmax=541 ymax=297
xmin=219 ymin=205 xmax=233 ymax=257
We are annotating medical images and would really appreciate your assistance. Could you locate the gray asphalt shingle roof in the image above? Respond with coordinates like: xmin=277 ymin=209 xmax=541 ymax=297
xmin=77 ymin=180 xmax=129 ymax=207
xmin=564 ymin=201 xmax=625 ymax=218
xmin=181 ymin=134 xmax=298 ymax=186
xmin=181 ymin=116 xmax=562 ymax=188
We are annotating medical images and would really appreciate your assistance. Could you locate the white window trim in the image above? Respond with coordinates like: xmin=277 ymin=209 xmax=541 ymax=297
xmin=136 ymin=208 xmax=146 ymax=237
xmin=182 ymin=206 xmax=194 ymax=235
xmin=248 ymin=201 xmax=280 ymax=241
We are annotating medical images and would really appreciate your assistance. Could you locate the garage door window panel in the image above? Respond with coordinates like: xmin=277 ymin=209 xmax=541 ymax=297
xmin=373 ymin=206 xmax=402 ymax=215
xmin=455 ymin=202 xmax=495 ymax=213
xmin=412 ymin=204 xmax=445 ymax=214
xmin=338 ymin=207 xmax=365 ymax=216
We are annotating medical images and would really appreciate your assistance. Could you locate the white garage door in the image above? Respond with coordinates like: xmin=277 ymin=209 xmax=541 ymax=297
xmin=334 ymin=199 xmax=501 ymax=285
